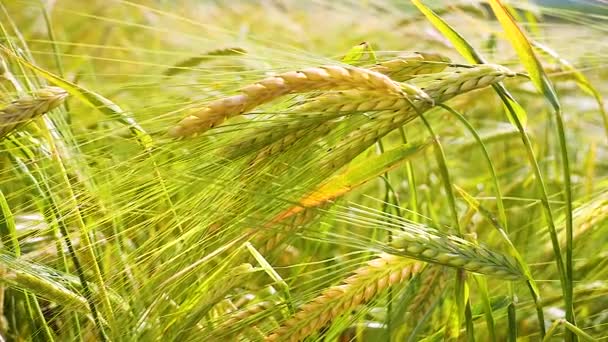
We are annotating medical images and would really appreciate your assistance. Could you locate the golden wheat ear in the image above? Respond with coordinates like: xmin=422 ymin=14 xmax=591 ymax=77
xmin=265 ymin=254 xmax=423 ymax=342
xmin=0 ymin=86 xmax=68 ymax=140
xmin=168 ymin=64 xmax=421 ymax=137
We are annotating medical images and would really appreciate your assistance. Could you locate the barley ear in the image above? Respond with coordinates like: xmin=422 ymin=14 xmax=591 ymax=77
xmin=0 ymin=254 xmax=89 ymax=315
xmin=265 ymin=254 xmax=423 ymax=341
xmin=210 ymin=301 xmax=275 ymax=340
xmin=0 ymin=86 xmax=68 ymax=139
xmin=169 ymin=65 xmax=410 ymax=137
xmin=389 ymin=227 xmax=524 ymax=279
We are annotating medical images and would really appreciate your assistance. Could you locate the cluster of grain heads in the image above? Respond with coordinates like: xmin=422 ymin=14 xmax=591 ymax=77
xmin=389 ymin=227 xmax=524 ymax=280
xmin=265 ymin=254 xmax=423 ymax=342
xmin=218 ymin=53 xmax=450 ymax=160
xmin=0 ymin=86 xmax=68 ymax=140
xmin=170 ymin=59 xmax=514 ymax=180
xmin=317 ymin=64 xmax=516 ymax=171
xmin=168 ymin=64 xmax=426 ymax=137
xmin=208 ymin=63 xmax=519 ymax=264
xmin=239 ymin=64 xmax=515 ymax=169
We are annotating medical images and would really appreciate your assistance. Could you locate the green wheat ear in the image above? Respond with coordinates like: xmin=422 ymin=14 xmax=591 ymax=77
xmin=388 ymin=228 xmax=524 ymax=280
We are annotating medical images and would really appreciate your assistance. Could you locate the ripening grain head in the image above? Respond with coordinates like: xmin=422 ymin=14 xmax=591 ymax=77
xmin=0 ymin=86 xmax=68 ymax=139
xmin=265 ymin=254 xmax=423 ymax=342
xmin=168 ymin=65 xmax=418 ymax=137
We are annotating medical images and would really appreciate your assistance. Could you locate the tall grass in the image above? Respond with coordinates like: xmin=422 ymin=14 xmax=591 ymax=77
xmin=0 ymin=0 xmax=607 ymax=341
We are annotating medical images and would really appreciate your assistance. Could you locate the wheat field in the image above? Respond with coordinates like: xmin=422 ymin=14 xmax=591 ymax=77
xmin=0 ymin=0 xmax=607 ymax=341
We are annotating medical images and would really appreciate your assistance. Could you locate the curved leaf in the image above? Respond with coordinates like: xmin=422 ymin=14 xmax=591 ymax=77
xmin=274 ymin=140 xmax=430 ymax=221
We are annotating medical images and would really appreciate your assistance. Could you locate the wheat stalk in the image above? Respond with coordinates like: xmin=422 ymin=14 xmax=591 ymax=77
xmin=168 ymin=65 xmax=429 ymax=137
xmin=265 ymin=254 xmax=422 ymax=342
xmin=0 ymin=86 xmax=68 ymax=139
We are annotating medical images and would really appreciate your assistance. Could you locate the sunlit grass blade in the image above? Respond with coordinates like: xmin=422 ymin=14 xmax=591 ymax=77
xmin=0 ymin=189 xmax=19 ymax=255
xmin=532 ymin=40 xmax=608 ymax=141
xmin=474 ymin=275 xmax=496 ymax=342
xmin=487 ymin=1 xmax=575 ymax=336
xmin=274 ymin=140 xmax=430 ymax=221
